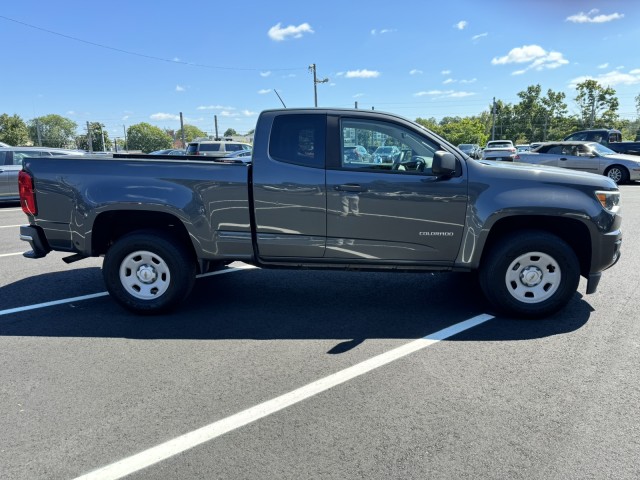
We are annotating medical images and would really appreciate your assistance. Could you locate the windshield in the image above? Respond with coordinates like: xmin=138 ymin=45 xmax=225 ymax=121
xmin=589 ymin=142 xmax=616 ymax=155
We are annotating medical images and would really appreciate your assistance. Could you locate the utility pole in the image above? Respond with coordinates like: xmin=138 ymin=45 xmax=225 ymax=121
xmin=36 ymin=120 xmax=42 ymax=146
xmin=86 ymin=121 xmax=93 ymax=152
xmin=179 ymin=112 xmax=186 ymax=147
xmin=99 ymin=124 xmax=106 ymax=151
xmin=214 ymin=115 xmax=219 ymax=140
xmin=355 ymin=101 xmax=358 ymax=109
xmin=491 ymin=97 xmax=497 ymax=141
xmin=309 ymin=63 xmax=328 ymax=107
xmin=589 ymin=97 xmax=596 ymax=128
xmin=123 ymin=125 xmax=127 ymax=151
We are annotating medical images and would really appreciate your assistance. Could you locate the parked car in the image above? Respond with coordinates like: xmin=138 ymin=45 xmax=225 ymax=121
xmin=515 ymin=141 xmax=640 ymax=184
xmin=148 ymin=149 xmax=185 ymax=155
xmin=482 ymin=140 xmax=517 ymax=161
xmin=0 ymin=141 xmax=11 ymax=148
xmin=185 ymin=140 xmax=252 ymax=158
xmin=1 ymin=147 xmax=85 ymax=202
xmin=563 ymin=129 xmax=640 ymax=156
xmin=516 ymin=144 xmax=531 ymax=153
xmin=221 ymin=149 xmax=253 ymax=164
xmin=372 ymin=145 xmax=401 ymax=164
xmin=344 ymin=145 xmax=371 ymax=163
xmin=457 ymin=143 xmax=482 ymax=159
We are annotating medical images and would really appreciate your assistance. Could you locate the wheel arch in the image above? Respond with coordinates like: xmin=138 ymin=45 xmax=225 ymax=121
xmin=480 ymin=215 xmax=592 ymax=278
xmin=92 ymin=210 xmax=198 ymax=267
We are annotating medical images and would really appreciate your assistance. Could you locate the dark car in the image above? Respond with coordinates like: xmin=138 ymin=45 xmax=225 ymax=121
xmin=372 ymin=145 xmax=401 ymax=164
xmin=457 ymin=143 xmax=482 ymax=159
xmin=148 ymin=149 xmax=186 ymax=155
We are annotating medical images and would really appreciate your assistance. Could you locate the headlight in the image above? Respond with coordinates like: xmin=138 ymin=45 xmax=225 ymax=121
xmin=595 ymin=190 xmax=620 ymax=212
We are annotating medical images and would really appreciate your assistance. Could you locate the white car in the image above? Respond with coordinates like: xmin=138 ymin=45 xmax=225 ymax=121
xmin=482 ymin=140 xmax=517 ymax=161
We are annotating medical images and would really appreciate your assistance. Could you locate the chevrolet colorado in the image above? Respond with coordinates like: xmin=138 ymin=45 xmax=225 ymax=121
xmin=18 ymin=108 xmax=622 ymax=317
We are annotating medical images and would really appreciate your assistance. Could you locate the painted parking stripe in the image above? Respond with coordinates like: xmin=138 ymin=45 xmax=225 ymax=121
xmin=0 ymin=265 xmax=257 ymax=317
xmin=0 ymin=252 xmax=24 ymax=258
xmin=0 ymin=224 xmax=22 ymax=228
xmin=73 ymin=313 xmax=494 ymax=480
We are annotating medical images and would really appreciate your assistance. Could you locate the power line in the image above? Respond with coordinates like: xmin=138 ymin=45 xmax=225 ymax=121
xmin=0 ymin=15 xmax=303 ymax=73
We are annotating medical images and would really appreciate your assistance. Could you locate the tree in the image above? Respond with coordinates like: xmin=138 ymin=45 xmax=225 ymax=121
xmin=27 ymin=114 xmax=77 ymax=148
xmin=176 ymin=124 xmax=207 ymax=145
xmin=76 ymin=122 xmax=112 ymax=151
xmin=574 ymin=79 xmax=619 ymax=128
xmin=0 ymin=113 xmax=29 ymax=146
xmin=439 ymin=117 xmax=488 ymax=146
xmin=223 ymin=128 xmax=238 ymax=137
xmin=126 ymin=123 xmax=172 ymax=153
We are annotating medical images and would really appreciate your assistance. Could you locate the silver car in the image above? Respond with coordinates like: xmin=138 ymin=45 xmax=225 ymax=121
xmin=0 ymin=147 xmax=85 ymax=202
xmin=515 ymin=141 xmax=640 ymax=184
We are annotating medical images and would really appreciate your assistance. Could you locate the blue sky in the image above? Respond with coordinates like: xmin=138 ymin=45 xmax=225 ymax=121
xmin=1 ymin=0 xmax=639 ymax=139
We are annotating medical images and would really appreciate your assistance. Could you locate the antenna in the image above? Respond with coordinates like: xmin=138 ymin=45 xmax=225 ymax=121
xmin=274 ymin=89 xmax=287 ymax=108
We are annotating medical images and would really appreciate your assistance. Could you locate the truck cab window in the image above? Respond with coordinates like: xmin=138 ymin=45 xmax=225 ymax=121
xmin=269 ymin=114 xmax=326 ymax=168
xmin=340 ymin=118 xmax=437 ymax=174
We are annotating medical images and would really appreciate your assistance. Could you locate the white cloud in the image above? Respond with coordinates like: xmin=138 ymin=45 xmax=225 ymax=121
xmin=122 ymin=115 xmax=130 ymax=121
xmin=492 ymin=45 xmax=568 ymax=74
xmin=197 ymin=105 xmax=235 ymax=110
xmin=441 ymin=70 xmax=451 ymax=75
xmin=414 ymin=90 xmax=475 ymax=98
xmin=67 ymin=110 xmax=76 ymax=115
xmin=268 ymin=22 xmax=314 ymax=41
xmin=460 ymin=78 xmax=477 ymax=84
xmin=566 ymin=9 xmax=624 ymax=23
xmin=150 ymin=113 xmax=180 ymax=121
xmin=175 ymin=85 xmax=185 ymax=92
xmin=569 ymin=69 xmax=640 ymax=88
xmin=472 ymin=32 xmax=488 ymax=41
xmin=345 ymin=69 xmax=380 ymax=79
xmin=353 ymin=93 xmax=365 ymax=98
xmin=258 ymin=89 xmax=272 ymax=94
xmin=598 ymin=63 xmax=609 ymax=69
xmin=260 ymin=71 xmax=272 ymax=77
xmin=371 ymin=28 xmax=396 ymax=35
xmin=242 ymin=110 xmax=257 ymax=116
xmin=443 ymin=78 xmax=455 ymax=84
xmin=409 ymin=69 xmax=423 ymax=75
xmin=455 ymin=20 xmax=467 ymax=30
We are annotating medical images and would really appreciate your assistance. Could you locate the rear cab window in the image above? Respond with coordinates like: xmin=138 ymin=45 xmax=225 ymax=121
xmin=268 ymin=114 xmax=326 ymax=168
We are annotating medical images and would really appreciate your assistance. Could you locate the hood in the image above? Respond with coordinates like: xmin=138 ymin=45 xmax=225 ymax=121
xmin=469 ymin=158 xmax=617 ymax=189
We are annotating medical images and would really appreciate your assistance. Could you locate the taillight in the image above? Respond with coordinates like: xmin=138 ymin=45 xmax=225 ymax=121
xmin=18 ymin=171 xmax=37 ymax=216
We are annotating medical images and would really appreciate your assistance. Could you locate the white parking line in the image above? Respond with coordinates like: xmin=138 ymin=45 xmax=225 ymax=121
xmin=0 ymin=224 xmax=21 ymax=228
xmin=73 ymin=313 xmax=494 ymax=480
xmin=0 ymin=264 xmax=257 ymax=317
xmin=0 ymin=252 xmax=24 ymax=258
xmin=0 ymin=208 xmax=22 ymax=212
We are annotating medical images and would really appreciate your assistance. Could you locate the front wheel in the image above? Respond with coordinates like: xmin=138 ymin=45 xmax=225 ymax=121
xmin=604 ymin=165 xmax=629 ymax=185
xmin=479 ymin=231 xmax=580 ymax=318
xmin=103 ymin=230 xmax=196 ymax=314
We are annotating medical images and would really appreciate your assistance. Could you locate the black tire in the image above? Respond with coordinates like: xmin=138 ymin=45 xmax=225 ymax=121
xmin=479 ymin=230 xmax=580 ymax=318
xmin=102 ymin=230 xmax=196 ymax=314
xmin=604 ymin=165 xmax=629 ymax=185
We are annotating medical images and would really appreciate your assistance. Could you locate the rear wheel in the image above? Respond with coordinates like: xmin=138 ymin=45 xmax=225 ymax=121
xmin=103 ymin=230 xmax=196 ymax=314
xmin=604 ymin=165 xmax=629 ymax=184
xmin=479 ymin=231 xmax=580 ymax=318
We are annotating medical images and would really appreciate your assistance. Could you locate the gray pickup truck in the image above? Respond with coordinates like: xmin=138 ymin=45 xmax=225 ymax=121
xmin=18 ymin=108 xmax=622 ymax=318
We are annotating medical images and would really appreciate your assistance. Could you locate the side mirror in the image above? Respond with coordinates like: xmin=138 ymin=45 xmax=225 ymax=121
xmin=432 ymin=151 xmax=458 ymax=177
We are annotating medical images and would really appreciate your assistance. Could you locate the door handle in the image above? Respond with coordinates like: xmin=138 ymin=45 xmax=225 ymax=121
xmin=336 ymin=184 xmax=364 ymax=193
xmin=559 ymin=157 xmax=568 ymax=161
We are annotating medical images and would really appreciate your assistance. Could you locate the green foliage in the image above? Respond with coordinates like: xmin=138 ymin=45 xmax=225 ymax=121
xmin=574 ymin=79 xmax=619 ymax=128
xmin=176 ymin=124 xmax=207 ymax=144
xmin=0 ymin=113 xmax=29 ymax=146
xmin=223 ymin=128 xmax=238 ymax=137
xmin=76 ymin=122 xmax=112 ymax=151
xmin=126 ymin=123 xmax=173 ymax=153
xmin=27 ymin=114 xmax=77 ymax=148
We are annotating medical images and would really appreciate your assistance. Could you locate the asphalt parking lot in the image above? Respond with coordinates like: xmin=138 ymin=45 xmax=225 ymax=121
xmin=1 ymin=184 xmax=639 ymax=480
